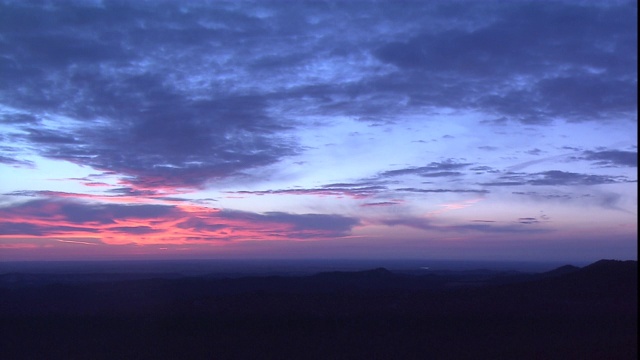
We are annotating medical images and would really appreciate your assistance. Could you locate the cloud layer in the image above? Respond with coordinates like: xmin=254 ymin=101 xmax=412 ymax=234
xmin=0 ymin=1 xmax=636 ymax=260
xmin=0 ymin=199 xmax=359 ymax=244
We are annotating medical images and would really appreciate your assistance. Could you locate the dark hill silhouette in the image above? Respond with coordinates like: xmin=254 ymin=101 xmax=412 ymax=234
xmin=0 ymin=259 xmax=636 ymax=359
xmin=533 ymin=259 xmax=637 ymax=300
xmin=541 ymin=263 xmax=580 ymax=277
xmin=579 ymin=259 xmax=638 ymax=281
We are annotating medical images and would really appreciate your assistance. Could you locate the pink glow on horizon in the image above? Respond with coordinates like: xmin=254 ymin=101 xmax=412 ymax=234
xmin=0 ymin=198 xmax=359 ymax=249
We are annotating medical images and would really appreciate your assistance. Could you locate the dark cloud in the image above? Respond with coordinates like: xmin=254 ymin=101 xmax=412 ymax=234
xmin=230 ymin=184 xmax=388 ymax=199
xmin=2 ymin=199 xmax=178 ymax=225
xmin=510 ymin=190 xmax=630 ymax=213
xmin=482 ymin=170 xmax=632 ymax=186
xmin=381 ymin=161 xmax=472 ymax=178
xmin=481 ymin=181 xmax=528 ymax=187
xmin=397 ymin=188 xmax=489 ymax=194
xmin=106 ymin=187 xmax=160 ymax=197
xmin=0 ymin=113 xmax=39 ymax=124
xmin=361 ymin=201 xmax=401 ymax=207
xmin=536 ymin=76 xmax=637 ymax=118
xmin=0 ymin=198 xmax=360 ymax=240
xmin=518 ymin=217 xmax=539 ymax=225
xmin=0 ymin=222 xmax=100 ymax=236
xmin=0 ymin=222 xmax=47 ymax=236
xmin=176 ymin=218 xmax=228 ymax=233
xmin=479 ymin=117 xmax=509 ymax=126
xmin=451 ymin=223 xmax=549 ymax=234
xmin=265 ymin=212 xmax=360 ymax=234
xmin=22 ymin=89 xmax=299 ymax=189
xmin=0 ymin=1 xmax=636 ymax=194
xmin=418 ymin=171 xmax=464 ymax=178
xmin=583 ymin=150 xmax=637 ymax=167
xmin=590 ymin=191 xmax=628 ymax=212
xmin=1 ymin=2 xmax=301 ymax=189
xmin=24 ymin=128 xmax=79 ymax=144
xmin=0 ymin=155 xmax=33 ymax=167
xmin=321 ymin=181 xmax=391 ymax=189
xmin=3 ymin=190 xmax=53 ymax=197
xmin=380 ymin=217 xmax=549 ymax=234
xmin=469 ymin=166 xmax=500 ymax=174
xmin=512 ymin=191 xmax=573 ymax=201
xmin=528 ymin=170 xmax=628 ymax=186
xmin=380 ymin=218 xmax=434 ymax=232
xmin=372 ymin=1 xmax=637 ymax=122
xmin=110 ymin=226 xmax=159 ymax=235
xmin=3 ymin=189 xmax=179 ymax=202
xmin=217 ymin=210 xmax=360 ymax=238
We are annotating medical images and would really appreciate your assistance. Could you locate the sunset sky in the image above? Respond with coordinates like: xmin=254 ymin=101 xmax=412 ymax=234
xmin=0 ymin=0 xmax=637 ymax=262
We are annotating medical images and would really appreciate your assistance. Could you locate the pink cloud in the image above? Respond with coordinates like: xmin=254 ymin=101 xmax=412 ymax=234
xmin=0 ymin=199 xmax=360 ymax=248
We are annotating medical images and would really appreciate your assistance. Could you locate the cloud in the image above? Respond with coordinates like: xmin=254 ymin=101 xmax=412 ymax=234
xmin=215 ymin=210 xmax=360 ymax=236
xmin=527 ymin=170 xmax=626 ymax=186
xmin=0 ymin=199 xmax=177 ymax=225
xmin=24 ymin=128 xmax=79 ymax=144
xmin=418 ymin=171 xmax=465 ymax=178
xmin=1 ymin=2 xmax=301 ymax=190
xmin=380 ymin=217 xmax=434 ymax=232
xmin=511 ymin=189 xmax=632 ymax=213
xmin=512 ymin=191 xmax=573 ymax=201
xmin=361 ymin=201 xmax=402 ymax=207
xmin=469 ymin=166 xmax=499 ymax=174
xmin=534 ymin=170 xmax=633 ymax=186
xmin=0 ymin=1 xmax=635 ymax=259
xmin=397 ymin=188 xmax=489 ymax=194
xmin=0 ymin=198 xmax=360 ymax=243
xmin=379 ymin=216 xmax=549 ymax=234
xmin=451 ymin=223 xmax=549 ymax=234
xmin=229 ymin=183 xmax=389 ymax=199
xmin=0 ymin=1 xmax=635 ymax=195
xmin=0 ymin=155 xmax=34 ymax=167
xmin=264 ymin=212 xmax=360 ymax=236
xmin=227 ymin=182 xmax=491 ymax=201
xmin=380 ymin=161 xmax=472 ymax=178
xmin=372 ymin=1 xmax=637 ymax=123
xmin=536 ymin=76 xmax=637 ymax=118
xmin=481 ymin=170 xmax=632 ymax=186
xmin=0 ymin=113 xmax=39 ymax=124
xmin=106 ymin=187 xmax=162 ymax=197
xmin=583 ymin=150 xmax=638 ymax=167
xmin=518 ymin=217 xmax=539 ymax=225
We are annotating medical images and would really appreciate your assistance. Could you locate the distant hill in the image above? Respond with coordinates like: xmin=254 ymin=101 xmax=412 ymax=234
xmin=541 ymin=263 xmax=580 ymax=277
xmin=534 ymin=259 xmax=637 ymax=299
xmin=0 ymin=259 xmax=636 ymax=359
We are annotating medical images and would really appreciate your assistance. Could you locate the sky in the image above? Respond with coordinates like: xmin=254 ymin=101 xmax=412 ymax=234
xmin=0 ymin=0 xmax=637 ymax=263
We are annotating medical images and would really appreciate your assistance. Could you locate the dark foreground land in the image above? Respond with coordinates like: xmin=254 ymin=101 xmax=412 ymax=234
xmin=0 ymin=259 xmax=636 ymax=359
